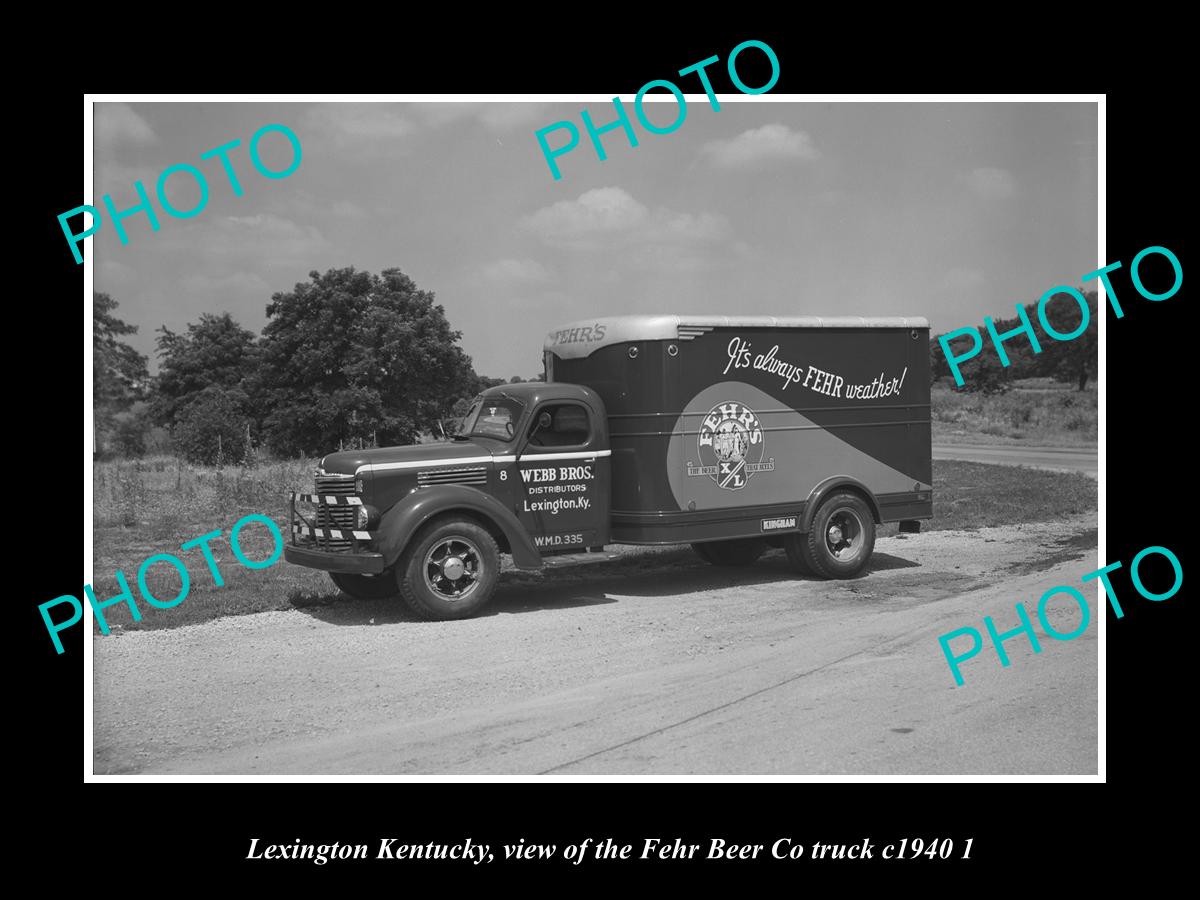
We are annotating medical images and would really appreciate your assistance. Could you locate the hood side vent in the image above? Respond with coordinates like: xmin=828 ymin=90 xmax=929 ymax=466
xmin=417 ymin=465 xmax=489 ymax=488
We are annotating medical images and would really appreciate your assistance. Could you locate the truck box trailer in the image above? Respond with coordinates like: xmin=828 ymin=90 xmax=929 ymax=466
xmin=284 ymin=315 xmax=933 ymax=620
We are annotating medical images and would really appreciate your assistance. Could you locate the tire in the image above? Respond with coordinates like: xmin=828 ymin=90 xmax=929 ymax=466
xmin=396 ymin=517 xmax=500 ymax=620
xmin=329 ymin=572 xmax=398 ymax=600
xmin=782 ymin=540 xmax=817 ymax=575
xmin=691 ymin=539 xmax=767 ymax=567
xmin=787 ymin=491 xmax=875 ymax=579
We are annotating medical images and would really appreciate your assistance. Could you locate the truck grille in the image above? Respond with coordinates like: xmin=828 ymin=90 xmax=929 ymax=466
xmin=313 ymin=473 xmax=356 ymax=551
xmin=417 ymin=465 xmax=488 ymax=487
xmin=316 ymin=505 xmax=356 ymax=529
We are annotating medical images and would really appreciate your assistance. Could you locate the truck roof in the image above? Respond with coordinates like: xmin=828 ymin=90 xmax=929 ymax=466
xmin=479 ymin=380 xmax=605 ymax=411
xmin=545 ymin=314 xmax=930 ymax=360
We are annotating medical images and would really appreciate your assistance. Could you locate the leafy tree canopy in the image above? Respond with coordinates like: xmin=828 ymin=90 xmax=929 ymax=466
xmin=172 ymin=386 xmax=253 ymax=465
xmin=94 ymin=293 xmax=150 ymax=457
xmin=94 ymin=292 xmax=149 ymax=416
xmin=931 ymin=290 xmax=1098 ymax=392
xmin=256 ymin=267 xmax=480 ymax=455
xmin=152 ymin=312 xmax=259 ymax=427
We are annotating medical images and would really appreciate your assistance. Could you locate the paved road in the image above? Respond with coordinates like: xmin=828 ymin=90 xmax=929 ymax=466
xmin=93 ymin=517 xmax=1099 ymax=776
xmin=934 ymin=443 xmax=1097 ymax=476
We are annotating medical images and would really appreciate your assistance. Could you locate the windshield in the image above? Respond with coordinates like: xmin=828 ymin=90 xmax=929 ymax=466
xmin=459 ymin=395 xmax=525 ymax=442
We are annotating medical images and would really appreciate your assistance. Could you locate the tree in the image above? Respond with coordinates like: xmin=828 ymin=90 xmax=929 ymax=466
xmin=929 ymin=290 xmax=1097 ymax=391
xmin=472 ymin=374 xmax=506 ymax=393
xmin=151 ymin=313 xmax=260 ymax=427
xmin=111 ymin=407 xmax=153 ymax=457
xmin=1038 ymin=290 xmax=1098 ymax=391
xmin=256 ymin=267 xmax=479 ymax=456
xmin=94 ymin=293 xmax=149 ymax=456
xmin=969 ymin=354 xmax=1013 ymax=395
xmin=172 ymin=386 xmax=253 ymax=465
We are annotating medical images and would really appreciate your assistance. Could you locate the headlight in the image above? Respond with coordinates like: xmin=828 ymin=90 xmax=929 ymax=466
xmin=354 ymin=504 xmax=379 ymax=530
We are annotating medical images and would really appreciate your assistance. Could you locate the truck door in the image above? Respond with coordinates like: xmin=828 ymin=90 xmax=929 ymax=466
xmin=514 ymin=400 xmax=610 ymax=551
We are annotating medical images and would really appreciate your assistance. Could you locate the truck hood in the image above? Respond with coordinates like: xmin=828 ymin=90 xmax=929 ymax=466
xmin=318 ymin=440 xmax=501 ymax=476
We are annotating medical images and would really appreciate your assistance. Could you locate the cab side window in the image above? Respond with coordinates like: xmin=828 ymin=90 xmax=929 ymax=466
xmin=528 ymin=403 xmax=591 ymax=449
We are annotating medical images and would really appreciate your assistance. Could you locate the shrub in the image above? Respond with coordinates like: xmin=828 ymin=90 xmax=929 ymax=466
xmin=172 ymin=387 xmax=253 ymax=465
xmin=110 ymin=415 xmax=148 ymax=457
xmin=1009 ymin=405 xmax=1033 ymax=428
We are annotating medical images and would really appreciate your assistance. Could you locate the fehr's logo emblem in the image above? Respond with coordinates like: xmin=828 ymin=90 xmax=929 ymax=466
xmin=687 ymin=401 xmax=775 ymax=491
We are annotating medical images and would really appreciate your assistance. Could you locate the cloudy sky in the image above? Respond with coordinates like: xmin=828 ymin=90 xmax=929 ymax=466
xmin=91 ymin=100 xmax=1097 ymax=378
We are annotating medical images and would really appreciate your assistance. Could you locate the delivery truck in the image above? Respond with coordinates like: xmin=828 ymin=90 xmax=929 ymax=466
xmin=284 ymin=315 xmax=933 ymax=620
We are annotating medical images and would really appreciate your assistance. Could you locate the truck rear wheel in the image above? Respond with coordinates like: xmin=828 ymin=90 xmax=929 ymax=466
xmin=396 ymin=517 xmax=500 ymax=620
xmin=330 ymin=572 xmax=397 ymax=600
xmin=691 ymin=539 xmax=767 ymax=567
xmin=787 ymin=491 xmax=875 ymax=578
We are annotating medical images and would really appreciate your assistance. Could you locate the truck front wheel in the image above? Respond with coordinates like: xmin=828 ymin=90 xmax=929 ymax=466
xmin=787 ymin=492 xmax=875 ymax=578
xmin=330 ymin=572 xmax=397 ymax=600
xmin=396 ymin=517 xmax=500 ymax=620
xmin=692 ymin=539 xmax=767 ymax=566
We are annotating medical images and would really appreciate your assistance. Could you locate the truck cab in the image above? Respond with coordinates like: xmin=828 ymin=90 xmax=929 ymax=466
xmin=285 ymin=314 xmax=933 ymax=620
xmin=285 ymin=381 xmax=613 ymax=620
xmin=455 ymin=382 xmax=613 ymax=551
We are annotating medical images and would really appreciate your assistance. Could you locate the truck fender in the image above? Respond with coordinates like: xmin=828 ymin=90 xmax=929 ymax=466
xmin=800 ymin=476 xmax=882 ymax=532
xmin=375 ymin=484 xmax=544 ymax=570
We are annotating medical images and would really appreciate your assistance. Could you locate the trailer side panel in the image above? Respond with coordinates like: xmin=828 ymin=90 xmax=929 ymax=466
xmin=550 ymin=320 xmax=932 ymax=545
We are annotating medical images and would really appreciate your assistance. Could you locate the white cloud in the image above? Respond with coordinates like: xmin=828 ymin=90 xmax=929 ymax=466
xmin=698 ymin=124 xmax=819 ymax=169
xmin=414 ymin=102 xmax=553 ymax=131
xmin=180 ymin=271 xmax=272 ymax=296
xmin=520 ymin=188 xmax=731 ymax=271
xmin=521 ymin=187 xmax=728 ymax=252
xmin=481 ymin=258 xmax=551 ymax=284
xmin=93 ymin=161 xmax=158 ymax=195
xmin=283 ymin=190 xmax=368 ymax=221
xmin=941 ymin=267 xmax=986 ymax=291
xmin=297 ymin=102 xmax=549 ymax=156
xmin=522 ymin=187 xmax=649 ymax=244
xmin=221 ymin=214 xmax=329 ymax=255
xmin=477 ymin=103 xmax=553 ymax=130
xmin=959 ymin=166 xmax=1016 ymax=199
xmin=94 ymin=103 xmax=157 ymax=148
xmin=96 ymin=259 xmax=137 ymax=286
xmin=152 ymin=213 xmax=331 ymax=269
xmin=225 ymin=213 xmax=301 ymax=233
xmin=329 ymin=200 xmax=366 ymax=219
xmin=299 ymin=104 xmax=414 ymax=154
xmin=503 ymin=289 xmax=571 ymax=312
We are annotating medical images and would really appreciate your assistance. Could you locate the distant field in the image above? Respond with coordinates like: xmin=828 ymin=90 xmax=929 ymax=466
xmin=931 ymin=376 xmax=1097 ymax=447
xmin=88 ymin=455 xmax=1096 ymax=633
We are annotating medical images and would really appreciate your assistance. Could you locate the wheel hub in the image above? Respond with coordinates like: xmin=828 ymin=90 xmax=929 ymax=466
xmin=441 ymin=556 xmax=466 ymax=580
xmin=825 ymin=509 xmax=863 ymax=560
xmin=424 ymin=537 xmax=482 ymax=601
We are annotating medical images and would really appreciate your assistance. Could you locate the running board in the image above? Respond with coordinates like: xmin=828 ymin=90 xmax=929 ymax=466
xmin=540 ymin=551 xmax=622 ymax=568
